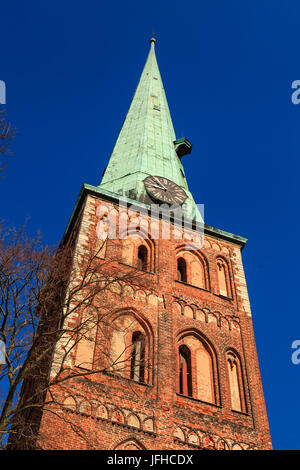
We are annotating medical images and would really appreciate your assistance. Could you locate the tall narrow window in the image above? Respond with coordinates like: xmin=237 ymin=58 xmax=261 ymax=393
xmin=130 ymin=332 xmax=145 ymax=383
xmin=110 ymin=328 xmax=126 ymax=376
xmin=179 ymin=345 xmax=192 ymax=397
xmin=227 ymin=351 xmax=246 ymax=412
xmin=177 ymin=257 xmax=187 ymax=282
xmin=217 ymin=259 xmax=230 ymax=297
xmin=137 ymin=245 xmax=148 ymax=271
xmin=196 ymin=345 xmax=215 ymax=403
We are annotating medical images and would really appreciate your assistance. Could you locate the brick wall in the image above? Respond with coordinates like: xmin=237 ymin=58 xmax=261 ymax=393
xmin=31 ymin=194 xmax=272 ymax=450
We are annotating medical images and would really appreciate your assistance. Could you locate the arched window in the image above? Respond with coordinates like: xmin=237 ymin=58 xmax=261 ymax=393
xmin=217 ymin=259 xmax=230 ymax=297
xmin=109 ymin=313 xmax=152 ymax=385
xmin=109 ymin=327 xmax=126 ymax=375
xmin=130 ymin=331 xmax=145 ymax=383
xmin=114 ymin=438 xmax=147 ymax=450
xmin=226 ymin=351 xmax=246 ymax=412
xmin=179 ymin=345 xmax=192 ymax=397
xmin=195 ymin=344 xmax=215 ymax=403
xmin=137 ymin=245 xmax=148 ymax=271
xmin=178 ymin=333 xmax=218 ymax=404
xmin=176 ymin=251 xmax=209 ymax=289
xmin=177 ymin=257 xmax=187 ymax=282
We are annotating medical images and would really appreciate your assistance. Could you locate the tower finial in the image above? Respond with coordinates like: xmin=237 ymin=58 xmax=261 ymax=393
xmin=150 ymin=30 xmax=156 ymax=44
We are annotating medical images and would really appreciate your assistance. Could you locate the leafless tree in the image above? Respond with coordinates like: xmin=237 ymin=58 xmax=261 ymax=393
xmin=0 ymin=224 xmax=153 ymax=449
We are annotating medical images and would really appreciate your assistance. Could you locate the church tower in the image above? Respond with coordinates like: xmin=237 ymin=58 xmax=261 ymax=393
xmin=18 ymin=38 xmax=272 ymax=450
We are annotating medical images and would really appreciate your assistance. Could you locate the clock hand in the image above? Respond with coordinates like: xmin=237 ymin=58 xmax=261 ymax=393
xmin=151 ymin=184 xmax=167 ymax=191
xmin=152 ymin=176 xmax=168 ymax=191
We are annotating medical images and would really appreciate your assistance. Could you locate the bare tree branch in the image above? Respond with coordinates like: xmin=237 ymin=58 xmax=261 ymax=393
xmin=0 ymin=107 xmax=16 ymax=176
xmin=0 ymin=224 xmax=154 ymax=449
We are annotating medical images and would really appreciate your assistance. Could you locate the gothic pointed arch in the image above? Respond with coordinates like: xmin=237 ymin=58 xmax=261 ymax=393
xmin=226 ymin=349 xmax=247 ymax=413
xmin=176 ymin=329 xmax=219 ymax=404
xmin=108 ymin=308 xmax=153 ymax=384
xmin=130 ymin=331 xmax=146 ymax=382
xmin=177 ymin=257 xmax=187 ymax=282
xmin=137 ymin=244 xmax=148 ymax=271
xmin=121 ymin=228 xmax=155 ymax=272
xmin=179 ymin=344 xmax=192 ymax=397
xmin=175 ymin=245 xmax=210 ymax=289
xmin=216 ymin=256 xmax=232 ymax=298
xmin=113 ymin=437 xmax=147 ymax=450
xmin=63 ymin=396 xmax=77 ymax=412
xmin=111 ymin=408 xmax=125 ymax=424
xmin=127 ymin=413 xmax=141 ymax=429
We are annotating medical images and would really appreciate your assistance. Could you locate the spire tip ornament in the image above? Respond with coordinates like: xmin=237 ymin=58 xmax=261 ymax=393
xmin=150 ymin=31 xmax=156 ymax=44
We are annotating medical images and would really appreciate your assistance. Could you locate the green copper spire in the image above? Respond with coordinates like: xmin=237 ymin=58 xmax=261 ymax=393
xmin=99 ymin=37 xmax=200 ymax=220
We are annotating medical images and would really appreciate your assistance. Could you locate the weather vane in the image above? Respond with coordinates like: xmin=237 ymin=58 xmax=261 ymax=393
xmin=150 ymin=29 xmax=156 ymax=44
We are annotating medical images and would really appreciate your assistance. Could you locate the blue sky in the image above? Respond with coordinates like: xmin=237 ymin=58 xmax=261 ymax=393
xmin=1 ymin=0 xmax=300 ymax=450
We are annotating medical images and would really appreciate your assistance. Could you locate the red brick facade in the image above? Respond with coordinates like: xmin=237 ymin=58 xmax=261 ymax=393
xmin=30 ymin=192 xmax=272 ymax=450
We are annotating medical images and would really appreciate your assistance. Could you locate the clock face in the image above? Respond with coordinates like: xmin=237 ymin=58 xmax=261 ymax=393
xmin=144 ymin=175 xmax=188 ymax=205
